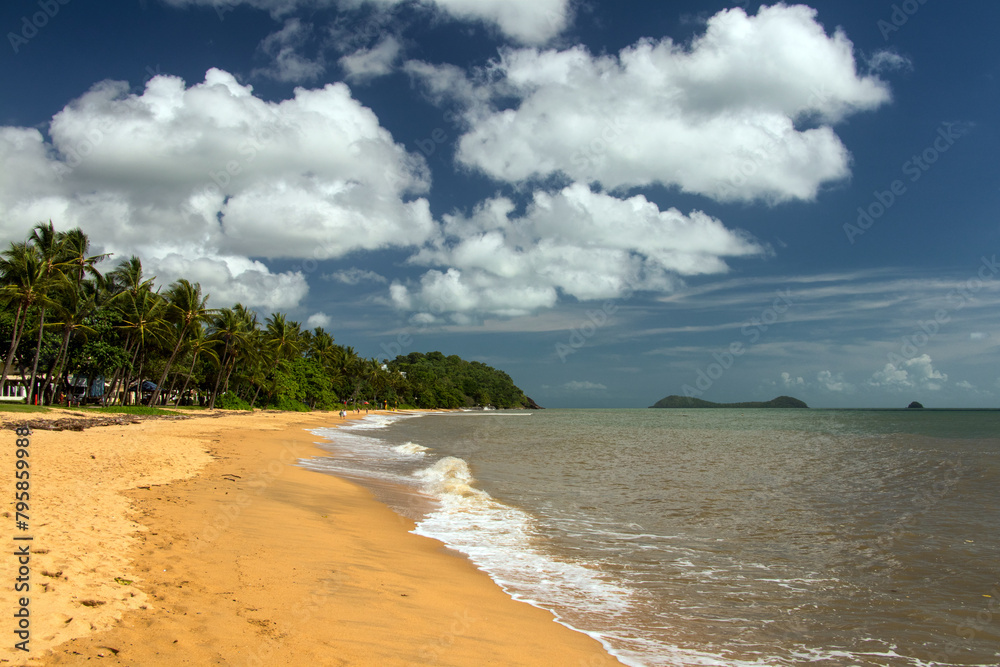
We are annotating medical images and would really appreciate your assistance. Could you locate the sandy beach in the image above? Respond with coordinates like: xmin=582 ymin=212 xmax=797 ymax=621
xmin=0 ymin=408 xmax=622 ymax=666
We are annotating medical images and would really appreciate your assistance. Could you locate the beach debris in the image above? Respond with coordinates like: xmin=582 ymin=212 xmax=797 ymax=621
xmin=79 ymin=599 xmax=106 ymax=607
xmin=114 ymin=577 xmax=133 ymax=585
xmin=1 ymin=411 xmax=195 ymax=432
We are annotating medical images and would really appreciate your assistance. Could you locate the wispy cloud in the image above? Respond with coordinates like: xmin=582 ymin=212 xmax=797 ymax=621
xmin=562 ymin=381 xmax=608 ymax=391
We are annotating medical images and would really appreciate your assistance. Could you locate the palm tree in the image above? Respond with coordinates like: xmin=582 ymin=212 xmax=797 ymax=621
xmin=103 ymin=256 xmax=155 ymax=404
xmin=38 ymin=276 xmax=97 ymax=404
xmin=60 ymin=228 xmax=110 ymax=287
xmin=208 ymin=305 xmax=256 ymax=408
xmin=176 ymin=323 xmax=219 ymax=405
xmin=24 ymin=222 xmax=66 ymax=404
xmin=364 ymin=357 xmax=386 ymax=407
xmin=242 ymin=328 xmax=269 ymax=407
xmin=307 ymin=327 xmax=336 ymax=367
xmin=264 ymin=312 xmax=303 ymax=362
xmin=115 ymin=285 xmax=168 ymax=405
xmin=0 ymin=242 xmax=50 ymax=397
xmin=107 ymin=255 xmax=153 ymax=298
xmin=148 ymin=279 xmax=214 ymax=406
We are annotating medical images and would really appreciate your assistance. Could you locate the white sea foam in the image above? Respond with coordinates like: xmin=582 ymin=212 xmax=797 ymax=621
xmin=413 ymin=456 xmax=643 ymax=667
xmin=393 ymin=441 xmax=430 ymax=456
xmin=411 ymin=456 xmax=633 ymax=619
xmin=337 ymin=413 xmax=415 ymax=431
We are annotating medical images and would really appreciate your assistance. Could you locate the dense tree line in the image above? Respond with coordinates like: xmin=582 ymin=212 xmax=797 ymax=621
xmin=0 ymin=222 xmax=531 ymax=411
xmin=387 ymin=352 xmax=528 ymax=409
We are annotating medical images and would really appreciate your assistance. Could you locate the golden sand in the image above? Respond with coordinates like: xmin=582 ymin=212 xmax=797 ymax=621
xmin=0 ymin=409 xmax=622 ymax=666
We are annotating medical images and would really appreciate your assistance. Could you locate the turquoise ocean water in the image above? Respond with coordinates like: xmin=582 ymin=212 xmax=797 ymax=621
xmin=303 ymin=409 xmax=1000 ymax=666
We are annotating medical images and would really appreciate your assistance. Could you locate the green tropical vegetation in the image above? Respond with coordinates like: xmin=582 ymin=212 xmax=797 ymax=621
xmin=1 ymin=222 xmax=534 ymax=411
xmin=649 ymin=395 xmax=809 ymax=409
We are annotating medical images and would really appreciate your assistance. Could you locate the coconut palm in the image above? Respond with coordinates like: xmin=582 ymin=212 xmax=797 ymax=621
xmin=107 ymin=255 xmax=154 ymax=298
xmin=0 ymin=242 xmax=51 ymax=397
xmin=176 ymin=322 xmax=219 ymax=405
xmin=307 ymin=327 xmax=336 ymax=367
xmin=103 ymin=256 xmax=155 ymax=403
xmin=264 ymin=312 xmax=303 ymax=362
xmin=115 ymin=285 xmax=168 ymax=404
xmin=59 ymin=228 xmax=110 ymax=287
xmin=24 ymin=222 xmax=67 ymax=404
xmin=148 ymin=279 xmax=214 ymax=406
xmin=38 ymin=276 xmax=98 ymax=403
xmin=208 ymin=304 xmax=256 ymax=408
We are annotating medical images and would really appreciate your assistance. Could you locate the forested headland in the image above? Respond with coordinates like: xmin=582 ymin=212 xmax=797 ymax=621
xmin=649 ymin=395 xmax=809 ymax=409
xmin=0 ymin=222 xmax=533 ymax=411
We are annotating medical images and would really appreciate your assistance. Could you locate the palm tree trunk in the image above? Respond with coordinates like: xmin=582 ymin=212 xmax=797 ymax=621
xmin=249 ymin=383 xmax=262 ymax=408
xmin=208 ymin=341 xmax=232 ymax=409
xmin=149 ymin=326 xmax=187 ymax=406
xmin=0 ymin=303 xmax=25 ymax=396
xmin=121 ymin=343 xmax=142 ymax=406
xmin=41 ymin=327 xmax=73 ymax=405
xmin=166 ymin=370 xmax=181 ymax=405
xmin=106 ymin=335 xmax=135 ymax=406
xmin=26 ymin=306 xmax=46 ymax=405
xmin=222 ymin=355 xmax=237 ymax=395
xmin=178 ymin=351 xmax=200 ymax=405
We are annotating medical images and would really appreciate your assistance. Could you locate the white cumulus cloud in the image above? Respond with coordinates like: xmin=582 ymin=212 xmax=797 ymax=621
xmin=0 ymin=68 xmax=434 ymax=311
xmin=867 ymin=354 xmax=948 ymax=391
xmin=390 ymin=183 xmax=763 ymax=319
xmin=780 ymin=372 xmax=805 ymax=388
xmin=409 ymin=4 xmax=891 ymax=202
xmin=163 ymin=0 xmax=572 ymax=44
xmin=817 ymin=370 xmax=853 ymax=392
xmin=306 ymin=312 xmax=333 ymax=329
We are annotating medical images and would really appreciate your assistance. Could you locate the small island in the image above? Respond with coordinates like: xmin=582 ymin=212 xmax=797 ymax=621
xmin=649 ymin=395 xmax=809 ymax=409
xmin=907 ymin=401 xmax=924 ymax=409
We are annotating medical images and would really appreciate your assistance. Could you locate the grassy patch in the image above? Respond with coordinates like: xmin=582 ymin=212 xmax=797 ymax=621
xmin=0 ymin=404 xmax=50 ymax=413
xmin=82 ymin=405 xmax=178 ymax=416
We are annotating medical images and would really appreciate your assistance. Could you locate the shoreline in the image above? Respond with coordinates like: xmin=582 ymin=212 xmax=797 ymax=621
xmin=0 ymin=408 xmax=623 ymax=665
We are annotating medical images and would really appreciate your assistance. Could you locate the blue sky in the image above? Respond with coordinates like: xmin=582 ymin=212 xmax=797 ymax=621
xmin=2 ymin=1 xmax=999 ymax=408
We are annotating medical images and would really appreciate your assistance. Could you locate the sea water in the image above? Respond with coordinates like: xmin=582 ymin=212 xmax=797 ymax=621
xmin=302 ymin=409 xmax=1000 ymax=666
